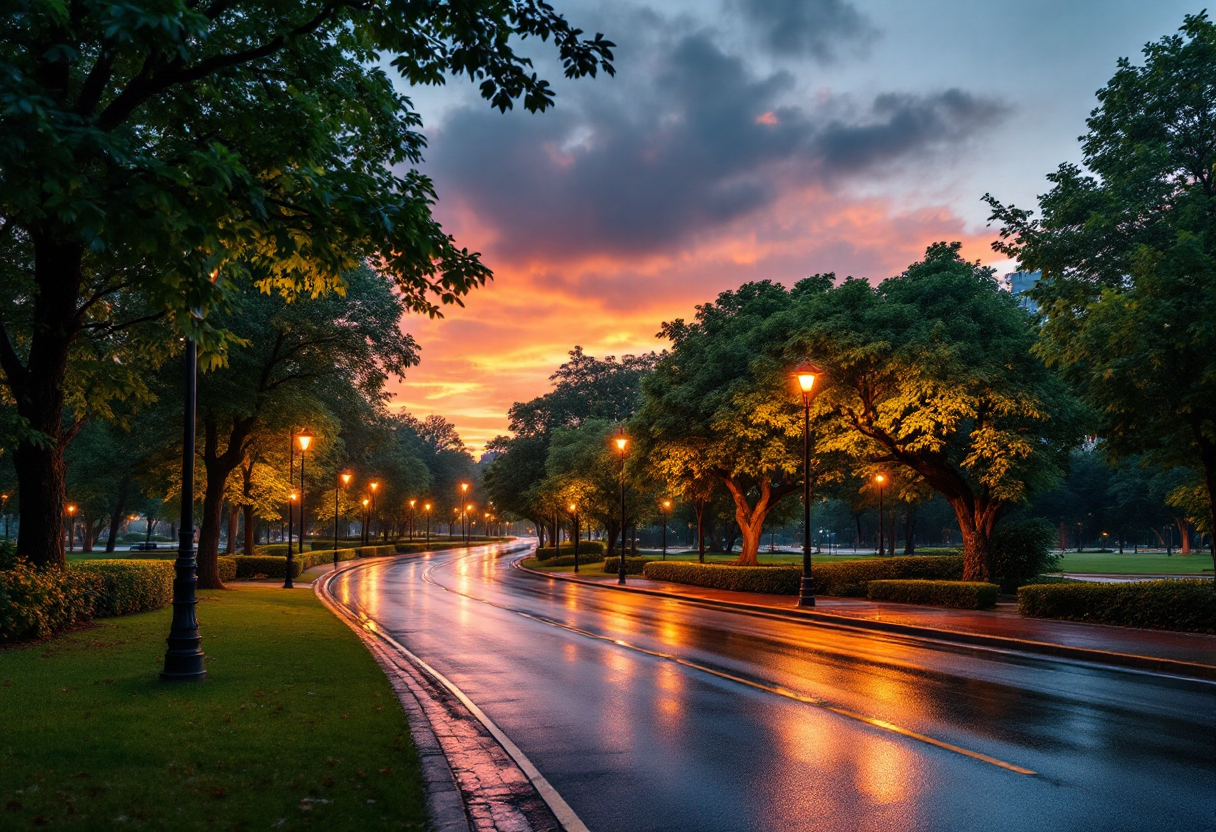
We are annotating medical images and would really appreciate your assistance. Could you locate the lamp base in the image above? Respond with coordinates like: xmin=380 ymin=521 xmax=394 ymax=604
xmin=797 ymin=576 xmax=816 ymax=607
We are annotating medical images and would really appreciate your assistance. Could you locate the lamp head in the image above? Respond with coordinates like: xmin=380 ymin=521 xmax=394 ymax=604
xmin=409 ymin=499 xmax=416 ymax=507
xmin=614 ymin=427 xmax=628 ymax=453
xmin=875 ymin=474 xmax=885 ymax=484
xmin=792 ymin=359 xmax=823 ymax=394
xmin=424 ymin=503 xmax=431 ymax=512
xmin=341 ymin=473 xmax=352 ymax=485
xmin=569 ymin=503 xmax=577 ymax=513
xmin=370 ymin=481 xmax=378 ymax=491
xmin=461 ymin=482 xmax=469 ymax=493
xmin=67 ymin=504 xmax=77 ymax=515
xmin=362 ymin=498 xmax=369 ymax=507
xmin=290 ymin=492 xmax=298 ymax=501
xmin=663 ymin=500 xmax=671 ymax=509
xmin=296 ymin=428 xmax=314 ymax=452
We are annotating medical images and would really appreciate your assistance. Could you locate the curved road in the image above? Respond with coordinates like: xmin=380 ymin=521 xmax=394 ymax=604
xmin=327 ymin=543 xmax=1216 ymax=832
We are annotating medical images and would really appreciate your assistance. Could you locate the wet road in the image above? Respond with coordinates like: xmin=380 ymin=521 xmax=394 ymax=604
xmin=327 ymin=544 xmax=1216 ymax=832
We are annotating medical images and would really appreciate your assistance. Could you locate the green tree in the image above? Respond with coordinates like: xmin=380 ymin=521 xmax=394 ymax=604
xmin=787 ymin=246 xmax=1084 ymax=581
xmin=0 ymin=0 xmax=614 ymax=568
xmin=986 ymin=12 xmax=1216 ymax=576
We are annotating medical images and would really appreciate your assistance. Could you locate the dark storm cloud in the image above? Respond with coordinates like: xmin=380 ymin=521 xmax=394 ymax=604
xmin=425 ymin=30 xmax=1008 ymax=260
xmin=728 ymin=0 xmax=877 ymax=60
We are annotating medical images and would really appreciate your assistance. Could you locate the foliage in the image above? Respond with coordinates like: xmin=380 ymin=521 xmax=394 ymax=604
xmin=785 ymin=247 xmax=1085 ymax=581
xmin=985 ymin=12 xmax=1216 ymax=578
xmin=867 ymin=579 xmax=1000 ymax=609
xmin=0 ymin=540 xmax=14 ymax=570
xmin=536 ymin=541 xmax=606 ymax=561
xmin=72 ymin=560 xmax=174 ymax=618
xmin=643 ymin=561 xmax=801 ymax=594
xmin=991 ymin=518 xmax=1060 ymax=591
xmin=509 ymin=347 xmax=659 ymax=437
xmin=1018 ymin=580 xmax=1216 ymax=633
xmin=545 ymin=553 xmax=606 ymax=567
xmin=813 ymin=556 xmax=965 ymax=597
xmin=230 ymin=556 xmax=303 ymax=580
xmin=217 ymin=556 xmax=238 ymax=584
xmin=601 ymin=557 xmax=656 ymax=575
xmin=0 ymin=562 xmax=98 ymax=643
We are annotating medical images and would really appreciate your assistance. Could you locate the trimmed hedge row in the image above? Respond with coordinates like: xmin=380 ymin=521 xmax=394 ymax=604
xmin=1018 ymin=580 xmax=1216 ymax=633
xmin=217 ymin=556 xmax=238 ymax=583
xmin=2 ymin=559 xmax=178 ymax=643
xmin=73 ymin=560 xmax=176 ymax=617
xmin=602 ymin=557 xmax=655 ymax=575
xmin=535 ymin=541 xmax=606 ymax=562
xmin=642 ymin=561 xmax=800 ymax=594
xmin=867 ymin=579 xmax=999 ymax=610
xmin=545 ymin=554 xmax=606 ymax=567
xmin=815 ymin=556 xmax=964 ymax=597
xmin=255 ymin=542 xmax=314 ymax=556
xmin=231 ymin=555 xmax=303 ymax=579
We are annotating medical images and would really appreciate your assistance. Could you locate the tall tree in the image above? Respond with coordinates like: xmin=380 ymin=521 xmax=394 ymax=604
xmin=986 ymin=12 xmax=1216 ymax=576
xmin=0 ymin=1 xmax=613 ymax=567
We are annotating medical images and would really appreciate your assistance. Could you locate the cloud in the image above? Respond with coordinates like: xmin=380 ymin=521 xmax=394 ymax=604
xmin=424 ymin=28 xmax=1007 ymax=264
xmin=727 ymin=0 xmax=877 ymax=60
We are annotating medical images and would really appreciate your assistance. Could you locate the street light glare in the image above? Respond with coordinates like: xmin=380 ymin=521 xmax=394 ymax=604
xmin=875 ymin=474 xmax=885 ymax=484
xmin=296 ymin=429 xmax=314 ymax=451
xmin=341 ymin=473 xmax=352 ymax=485
xmin=792 ymin=359 xmax=823 ymax=393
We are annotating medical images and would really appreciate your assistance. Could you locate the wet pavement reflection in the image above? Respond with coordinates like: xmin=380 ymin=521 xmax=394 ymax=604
xmin=331 ymin=545 xmax=1216 ymax=832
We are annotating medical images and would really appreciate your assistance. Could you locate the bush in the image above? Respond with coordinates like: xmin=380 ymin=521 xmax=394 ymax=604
xmin=867 ymin=579 xmax=1000 ymax=609
xmin=0 ymin=541 xmax=16 ymax=571
xmin=217 ymin=556 xmax=238 ymax=583
xmin=992 ymin=518 xmax=1060 ymax=591
xmin=535 ymin=541 xmax=606 ymax=562
xmin=231 ymin=556 xmax=303 ymax=580
xmin=545 ymin=554 xmax=606 ymax=567
xmin=297 ymin=548 xmax=361 ymax=570
xmin=255 ymin=542 xmax=313 ymax=556
xmin=0 ymin=562 xmax=99 ymax=643
xmin=1018 ymin=580 xmax=1216 ymax=633
xmin=358 ymin=545 xmax=397 ymax=558
xmin=643 ymin=561 xmax=801 ymax=594
xmin=602 ymin=556 xmax=655 ymax=575
xmin=73 ymin=560 xmax=175 ymax=617
xmin=814 ymin=556 xmax=964 ymax=596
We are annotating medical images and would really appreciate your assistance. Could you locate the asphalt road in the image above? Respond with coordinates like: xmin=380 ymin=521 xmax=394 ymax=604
xmin=327 ymin=543 xmax=1216 ymax=832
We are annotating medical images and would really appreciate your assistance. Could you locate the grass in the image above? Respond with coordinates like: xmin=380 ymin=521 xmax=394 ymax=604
xmin=1054 ymin=550 xmax=1214 ymax=575
xmin=0 ymin=587 xmax=426 ymax=831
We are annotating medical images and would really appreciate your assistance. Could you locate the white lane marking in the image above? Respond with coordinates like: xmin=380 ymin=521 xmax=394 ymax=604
xmin=318 ymin=554 xmax=593 ymax=832
xmin=421 ymin=548 xmax=1038 ymax=777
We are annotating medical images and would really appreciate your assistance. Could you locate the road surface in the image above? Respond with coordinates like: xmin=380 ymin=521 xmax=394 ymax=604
xmin=326 ymin=543 xmax=1216 ymax=832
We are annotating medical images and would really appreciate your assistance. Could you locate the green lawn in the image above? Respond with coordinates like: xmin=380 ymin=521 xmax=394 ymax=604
xmin=0 ymin=587 xmax=426 ymax=831
xmin=1056 ymin=550 xmax=1214 ymax=575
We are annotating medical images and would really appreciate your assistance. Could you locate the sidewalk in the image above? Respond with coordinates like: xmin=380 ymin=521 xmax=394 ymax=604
xmin=521 ymin=564 xmax=1216 ymax=681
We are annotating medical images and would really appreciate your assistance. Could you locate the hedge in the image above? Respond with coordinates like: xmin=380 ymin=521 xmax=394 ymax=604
xmin=602 ymin=557 xmax=655 ymax=575
xmin=217 ymin=556 xmax=238 ymax=583
xmin=1018 ymin=580 xmax=1216 ymax=633
xmin=254 ymin=542 xmax=314 ymax=556
xmin=643 ymin=561 xmax=800 ymax=594
xmin=231 ymin=555 xmax=303 ymax=579
xmin=73 ymin=560 xmax=175 ymax=618
xmin=545 ymin=553 xmax=606 ymax=567
xmin=867 ymin=579 xmax=999 ymax=610
xmin=814 ymin=556 xmax=964 ymax=597
xmin=535 ymin=541 xmax=606 ymax=562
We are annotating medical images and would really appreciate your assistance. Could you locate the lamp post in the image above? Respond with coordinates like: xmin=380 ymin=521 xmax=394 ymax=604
xmin=792 ymin=360 xmax=823 ymax=608
xmin=568 ymin=503 xmax=580 ymax=573
xmin=466 ymin=503 xmax=474 ymax=544
xmin=661 ymin=499 xmax=671 ymax=559
xmin=874 ymin=474 xmax=886 ymax=557
xmin=614 ymin=427 xmax=629 ymax=585
xmin=362 ymin=498 xmax=370 ymax=543
xmin=408 ymin=499 xmax=417 ymax=540
xmin=460 ymin=483 xmax=470 ymax=543
xmin=369 ymin=481 xmax=378 ymax=542
xmin=287 ymin=429 xmax=296 ymax=559
xmin=1 ymin=493 xmax=8 ymax=542
xmin=287 ymin=429 xmax=313 ymax=589
xmin=1101 ymin=531 xmax=1109 ymax=552
xmin=424 ymin=502 xmax=431 ymax=545
xmin=66 ymin=503 xmax=77 ymax=552
xmin=335 ymin=473 xmax=351 ymax=571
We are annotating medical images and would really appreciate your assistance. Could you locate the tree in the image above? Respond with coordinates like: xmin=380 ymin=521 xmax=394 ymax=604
xmin=0 ymin=1 xmax=614 ymax=568
xmin=786 ymin=247 xmax=1084 ymax=581
xmin=986 ymin=12 xmax=1216 ymax=576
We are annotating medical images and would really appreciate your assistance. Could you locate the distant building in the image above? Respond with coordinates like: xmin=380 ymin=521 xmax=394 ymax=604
xmin=1005 ymin=270 xmax=1041 ymax=312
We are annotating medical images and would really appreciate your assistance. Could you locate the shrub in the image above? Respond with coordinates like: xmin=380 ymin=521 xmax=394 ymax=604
xmin=992 ymin=518 xmax=1060 ymax=592
xmin=1018 ymin=580 xmax=1216 ymax=633
xmin=73 ymin=560 xmax=175 ymax=618
xmin=255 ymin=542 xmax=313 ymax=556
xmin=536 ymin=541 xmax=606 ymax=562
xmin=0 ymin=563 xmax=99 ymax=643
xmin=0 ymin=541 xmax=16 ymax=571
xmin=643 ymin=561 xmax=801 ymax=594
xmin=217 ymin=556 xmax=238 ymax=583
xmin=358 ymin=545 xmax=397 ymax=558
xmin=297 ymin=548 xmax=361 ymax=570
xmin=231 ymin=556 xmax=303 ymax=580
xmin=867 ymin=579 xmax=1000 ymax=609
xmin=544 ymin=554 xmax=606 ymax=567
xmin=602 ymin=557 xmax=655 ymax=575
xmin=814 ymin=556 xmax=964 ymax=597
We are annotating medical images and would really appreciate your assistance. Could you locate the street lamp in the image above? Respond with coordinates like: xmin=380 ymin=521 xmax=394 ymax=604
xmin=369 ymin=481 xmax=378 ymax=542
xmin=334 ymin=473 xmax=352 ymax=571
xmin=460 ymin=483 xmax=470 ymax=543
xmin=424 ymin=502 xmax=432 ymax=545
xmin=874 ymin=474 xmax=887 ymax=557
xmin=614 ymin=426 xmax=629 ymax=585
xmin=2 ymin=492 xmax=9 ymax=542
xmin=408 ymin=499 xmax=417 ymax=540
xmin=66 ymin=503 xmax=77 ymax=552
xmin=466 ymin=503 xmax=474 ymax=545
xmin=568 ymin=503 xmax=580 ymax=573
xmin=287 ymin=428 xmax=313 ymax=589
xmin=287 ymin=428 xmax=296 ymax=560
xmin=792 ymin=360 xmax=823 ymax=607
xmin=661 ymin=499 xmax=671 ymax=560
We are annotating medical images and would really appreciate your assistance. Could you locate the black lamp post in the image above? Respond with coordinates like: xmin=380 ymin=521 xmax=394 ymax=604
xmin=335 ymin=472 xmax=351 ymax=571
xmin=875 ymin=474 xmax=886 ymax=557
xmin=287 ymin=429 xmax=313 ymax=589
xmin=661 ymin=499 xmax=671 ymax=560
xmin=162 ymin=334 xmax=206 ymax=681
xmin=460 ymin=483 xmax=469 ymax=543
xmin=370 ymin=481 xmax=378 ymax=542
xmin=2 ymin=493 xmax=8 ymax=542
xmin=424 ymin=502 xmax=431 ymax=545
xmin=793 ymin=360 xmax=823 ymax=608
xmin=287 ymin=429 xmax=295 ymax=558
xmin=408 ymin=499 xmax=416 ymax=540
xmin=614 ymin=426 xmax=629 ymax=585
xmin=568 ymin=503 xmax=580 ymax=573
xmin=66 ymin=504 xmax=76 ymax=552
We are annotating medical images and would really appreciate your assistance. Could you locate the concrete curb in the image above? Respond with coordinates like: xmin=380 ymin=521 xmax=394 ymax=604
xmin=514 ymin=560 xmax=1216 ymax=683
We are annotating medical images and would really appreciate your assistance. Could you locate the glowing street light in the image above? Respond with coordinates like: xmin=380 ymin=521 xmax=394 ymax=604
xmin=66 ymin=503 xmax=77 ymax=552
xmin=791 ymin=359 xmax=823 ymax=607
xmin=334 ymin=473 xmax=352 ymax=571
xmin=567 ymin=503 xmax=581 ymax=573
xmin=286 ymin=428 xmax=314 ymax=589
xmin=614 ymin=426 xmax=629 ymax=585
xmin=874 ymin=473 xmax=887 ymax=558
xmin=660 ymin=499 xmax=672 ymax=560
xmin=423 ymin=502 xmax=432 ymax=545
xmin=408 ymin=499 xmax=417 ymax=540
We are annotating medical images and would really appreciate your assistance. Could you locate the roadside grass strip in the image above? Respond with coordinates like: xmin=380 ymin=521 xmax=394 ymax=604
xmin=0 ymin=587 xmax=427 ymax=831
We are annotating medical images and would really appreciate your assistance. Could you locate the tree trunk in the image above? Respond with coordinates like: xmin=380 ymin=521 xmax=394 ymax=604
xmin=694 ymin=499 xmax=706 ymax=563
xmin=105 ymin=479 xmax=129 ymax=553
xmin=197 ymin=417 xmax=254 ymax=589
xmin=242 ymin=459 xmax=256 ymax=554
xmin=1176 ymin=518 xmax=1191 ymax=555
xmin=225 ymin=502 xmax=237 ymax=555
xmin=81 ymin=515 xmax=98 ymax=552
xmin=604 ymin=519 xmax=619 ymax=559
xmin=948 ymin=497 xmax=999 ymax=582
xmin=720 ymin=475 xmax=797 ymax=566
xmin=1196 ymin=426 xmax=1216 ymax=581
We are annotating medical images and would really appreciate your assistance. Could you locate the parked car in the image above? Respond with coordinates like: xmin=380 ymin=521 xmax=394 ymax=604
xmin=129 ymin=542 xmax=160 ymax=551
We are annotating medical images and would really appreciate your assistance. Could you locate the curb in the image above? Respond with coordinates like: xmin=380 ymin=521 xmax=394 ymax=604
xmin=514 ymin=560 xmax=1216 ymax=683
